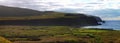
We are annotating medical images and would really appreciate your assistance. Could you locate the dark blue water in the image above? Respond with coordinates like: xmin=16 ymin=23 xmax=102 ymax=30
xmin=84 ymin=20 xmax=120 ymax=30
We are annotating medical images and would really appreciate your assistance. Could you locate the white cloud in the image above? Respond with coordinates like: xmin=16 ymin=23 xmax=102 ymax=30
xmin=0 ymin=0 xmax=120 ymax=11
xmin=0 ymin=0 xmax=4 ymax=1
xmin=0 ymin=0 xmax=120 ymax=20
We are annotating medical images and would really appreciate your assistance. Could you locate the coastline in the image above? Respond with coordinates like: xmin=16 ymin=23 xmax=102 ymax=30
xmin=83 ymin=20 xmax=120 ymax=30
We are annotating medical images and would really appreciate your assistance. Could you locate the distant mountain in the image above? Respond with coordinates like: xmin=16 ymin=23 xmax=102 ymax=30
xmin=0 ymin=5 xmax=104 ymax=26
xmin=0 ymin=5 xmax=43 ymax=17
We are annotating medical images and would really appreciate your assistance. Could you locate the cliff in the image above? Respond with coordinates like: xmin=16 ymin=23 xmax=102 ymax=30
xmin=0 ymin=5 xmax=104 ymax=26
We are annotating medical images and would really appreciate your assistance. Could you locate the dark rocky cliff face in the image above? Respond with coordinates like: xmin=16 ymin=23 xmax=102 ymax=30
xmin=0 ymin=5 xmax=104 ymax=26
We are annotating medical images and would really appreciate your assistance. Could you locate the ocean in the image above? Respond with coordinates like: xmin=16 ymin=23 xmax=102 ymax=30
xmin=84 ymin=20 xmax=120 ymax=30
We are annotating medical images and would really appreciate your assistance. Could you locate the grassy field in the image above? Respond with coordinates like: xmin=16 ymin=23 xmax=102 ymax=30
xmin=0 ymin=26 xmax=120 ymax=43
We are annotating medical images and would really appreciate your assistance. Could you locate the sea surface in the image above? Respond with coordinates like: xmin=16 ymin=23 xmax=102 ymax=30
xmin=84 ymin=20 xmax=120 ymax=30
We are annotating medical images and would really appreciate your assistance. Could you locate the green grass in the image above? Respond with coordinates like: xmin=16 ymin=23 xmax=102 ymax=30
xmin=0 ymin=26 xmax=120 ymax=43
xmin=0 ymin=13 xmax=77 ymax=20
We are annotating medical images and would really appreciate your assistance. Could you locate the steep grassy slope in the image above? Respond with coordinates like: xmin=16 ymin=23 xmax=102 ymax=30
xmin=0 ymin=5 xmax=43 ymax=17
xmin=0 ymin=36 xmax=12 ymax=43
xmin=0 ymin=5 xmax=104 ymax=26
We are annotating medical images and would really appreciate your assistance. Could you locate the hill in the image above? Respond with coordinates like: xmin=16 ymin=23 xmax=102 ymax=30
xmin=0 ymin=5 xmax=104 ymax=26
xmin=0 ymin=5 xmax=43 ymax=17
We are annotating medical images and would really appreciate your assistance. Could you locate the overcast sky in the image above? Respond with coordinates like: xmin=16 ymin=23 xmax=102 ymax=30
xmin=0 ymin=0 xmax=120 ymax=20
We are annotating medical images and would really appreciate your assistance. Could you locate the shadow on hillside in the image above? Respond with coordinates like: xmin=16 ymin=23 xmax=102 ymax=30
xmin=0 ymin=18 xmax=99 ymax=27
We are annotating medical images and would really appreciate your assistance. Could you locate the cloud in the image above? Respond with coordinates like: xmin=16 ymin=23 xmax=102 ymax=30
xmin=0 ymin=0 xmax=120 ymax=20
xmin=0 ymin=0 xmax=4 ymax=1
xmin=0 ymin=0 xmax=74 ymax=10
xmin=0 ymin=0 xmax=120 ymax=11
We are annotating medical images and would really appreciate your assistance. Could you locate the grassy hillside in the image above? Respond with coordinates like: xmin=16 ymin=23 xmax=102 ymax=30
xmin=0 ymin=5 xmax=104 ymax=26
xmin=0 ymin=7 xmax=87 ymax=21
xmin=0 ymin=12 xmax=65 ymax=20
xmin=0 ymin=5 xmax=109 ymax=43
xmin=0 ymin=26 xmax=119 ymax=43
xmin=0 ymin=5 xmax=43 ymax=17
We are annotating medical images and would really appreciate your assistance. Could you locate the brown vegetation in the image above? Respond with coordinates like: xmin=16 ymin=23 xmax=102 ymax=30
xmin=0 ymin=36 xmax=12 ymax=43
xmin=0 ymin=26 xmax=119 ymax=43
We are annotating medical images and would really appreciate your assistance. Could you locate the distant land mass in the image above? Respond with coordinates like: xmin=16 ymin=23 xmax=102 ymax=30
xmin=0 ymin=5 xmax=104 ymax=26
xmin=0 ymin=5 xmax=43 ymax=17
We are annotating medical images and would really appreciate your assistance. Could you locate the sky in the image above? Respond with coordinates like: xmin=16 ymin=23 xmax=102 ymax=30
xmin=0 ymin=0 xmax=120 ymax=20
